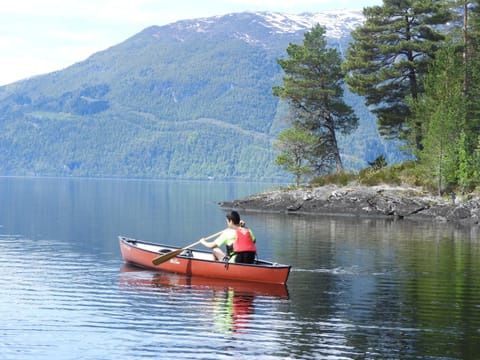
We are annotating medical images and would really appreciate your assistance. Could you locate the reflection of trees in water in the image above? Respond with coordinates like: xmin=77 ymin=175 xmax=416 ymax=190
xmin=251 ymin=213 xmax=480 ymax=359
xmin=250 ymin=212 xmax=480 ymax=270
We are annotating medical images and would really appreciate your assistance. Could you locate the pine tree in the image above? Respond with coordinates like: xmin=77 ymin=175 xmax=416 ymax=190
xmin=462 ymin=1 xmax=480 ymax=154
xmin=449 ymin=1 xmax=480 ymax=184
xmin=273 ymin=24 xmax=358 ymax=174
xmin=343 ymin=0 xmax=453 ymax=149
xmin=409 ymin=45 xmax=465 ymax=194
xmin=473 ymin=136 xmax=480 ymax=187
xmin=274 ymin=127 xmax=318 ymax=187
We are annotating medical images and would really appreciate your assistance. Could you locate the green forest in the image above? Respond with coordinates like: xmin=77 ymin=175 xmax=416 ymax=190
xmin=274 ymin=0 xmax=480 ymax=194
xmin=2 ymin=8 xmax=458 ymax=183
xmin=0 ymin=11 xmax=407 ymax=182
xmin=0 ymin=21 xmax=291 ymax=181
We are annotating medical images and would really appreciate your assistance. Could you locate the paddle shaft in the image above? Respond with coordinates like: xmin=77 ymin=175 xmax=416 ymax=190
xmin=151 ymin=230 xmax=224 ymax=266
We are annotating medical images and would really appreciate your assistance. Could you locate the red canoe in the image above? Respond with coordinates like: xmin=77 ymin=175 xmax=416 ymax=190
xmin=119 ymin=236 xmax=291 ymax=284
xmin=119 ymin=264 xmax=289 ymax=298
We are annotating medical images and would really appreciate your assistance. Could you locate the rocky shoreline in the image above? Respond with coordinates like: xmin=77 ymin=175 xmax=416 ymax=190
xmin=220 ymin=185 xmax=480 ymax=226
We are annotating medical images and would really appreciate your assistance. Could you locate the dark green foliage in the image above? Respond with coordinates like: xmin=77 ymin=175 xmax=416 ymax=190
xmin=463 ymin=1 xmax=480 ymax=161
xmin=343 ymin=0 xmax=454 ymax=146
xmin=409 ymin=45 xmax=466 ymax=194
xmin=274 ymin=25 xmax=358 ymax=176
xmin=397 ymin=2 xmax=480 ymax=193
xmin=368 ymin=155 xmax=387 ymax=170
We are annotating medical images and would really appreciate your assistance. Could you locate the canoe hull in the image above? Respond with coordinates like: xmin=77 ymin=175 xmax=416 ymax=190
xmin=120 ymin=264 xmax=289 ymax=298
xmin=119 ymin=236 xmax=291 ymax=284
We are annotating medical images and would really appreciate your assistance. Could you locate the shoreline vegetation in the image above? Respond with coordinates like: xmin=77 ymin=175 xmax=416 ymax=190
xmin=220 ymin=160 xmax=480 ymax=227
xmin=220 ymin=184 xmax=480 ymax=227
xmin=269 ymin=2 xmax=480 ymax=221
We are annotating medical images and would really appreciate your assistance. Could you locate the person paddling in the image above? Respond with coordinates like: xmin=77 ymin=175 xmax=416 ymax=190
xmin=200 ymin=211 xmax=256 ymax=264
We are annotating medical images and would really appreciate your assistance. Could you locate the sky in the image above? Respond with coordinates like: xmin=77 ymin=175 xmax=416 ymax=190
xmin=0 ymin=0 xmax=382 ymax=86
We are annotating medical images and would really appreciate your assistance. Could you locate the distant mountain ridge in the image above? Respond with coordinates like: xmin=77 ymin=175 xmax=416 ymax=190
xmin=172 ymin=10 xmax=364 ymax=37
xmin=0 ymin=10 xmax=403 ymax=180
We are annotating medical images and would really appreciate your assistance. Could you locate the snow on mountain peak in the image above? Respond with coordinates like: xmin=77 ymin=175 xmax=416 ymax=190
xmin=258 ymin=10 xmax=364 ymax=38
xmin=171 ymin=10 xmax=365 ymax=41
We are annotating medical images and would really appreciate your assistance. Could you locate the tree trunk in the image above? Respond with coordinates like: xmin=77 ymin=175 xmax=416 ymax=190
xmin=325 ymin=114 xmax=343 ymax=173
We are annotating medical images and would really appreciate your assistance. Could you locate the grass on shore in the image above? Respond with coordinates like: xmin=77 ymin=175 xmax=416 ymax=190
xmin=311 ymin=161 xmax=419 ymax=187
xmin=310 ymin=160 xmax=478 ymax=197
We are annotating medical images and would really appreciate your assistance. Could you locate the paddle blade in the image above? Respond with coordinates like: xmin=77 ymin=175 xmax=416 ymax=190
xmin=152 ymin=248 xmax=183 ymax=265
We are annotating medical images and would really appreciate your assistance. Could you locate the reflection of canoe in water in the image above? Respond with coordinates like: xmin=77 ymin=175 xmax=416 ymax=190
xmin=120 ymin=263 xmax=289 ymax=298
xmin=119 ymin=236 xmax=291 ymax=285
xmin=120 ymin=264 xmax=287 ymax=334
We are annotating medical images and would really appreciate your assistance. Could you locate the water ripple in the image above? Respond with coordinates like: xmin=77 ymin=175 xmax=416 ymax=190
xmin=2 ymin=225 xmax=480 ymax=360
xmin=292 ymin=266 xmax=360 ymax=275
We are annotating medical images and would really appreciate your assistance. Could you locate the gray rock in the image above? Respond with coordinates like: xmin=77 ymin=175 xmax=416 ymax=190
xmin=220 ymin=185 xmax=480 ymax=226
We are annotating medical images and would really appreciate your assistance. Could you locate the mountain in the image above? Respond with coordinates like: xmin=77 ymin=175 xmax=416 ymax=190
xmin=0 ymin=11 xmax=403 ymax=181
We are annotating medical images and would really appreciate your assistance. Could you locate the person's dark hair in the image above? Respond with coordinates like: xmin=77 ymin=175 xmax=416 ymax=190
xmin=226 ymin=211 xmax=240 ymax=225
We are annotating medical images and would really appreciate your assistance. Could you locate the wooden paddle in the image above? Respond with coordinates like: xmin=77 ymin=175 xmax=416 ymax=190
xmin=151 ymin=230 xmax=224 ymax=266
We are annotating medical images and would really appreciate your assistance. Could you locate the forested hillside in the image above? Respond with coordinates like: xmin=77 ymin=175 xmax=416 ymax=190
xmin=0 ymin=11 xmax=400 ymax=180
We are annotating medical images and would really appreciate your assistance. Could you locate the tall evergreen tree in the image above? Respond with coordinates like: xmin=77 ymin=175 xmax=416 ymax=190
xmin=273 ymin=24 xmax=358 ymax=174
xmin=442 ymin=1 xmax=480 ymax=186
xmin=409 ymin=45 xmax=465 ymax=194
xmin=462 ymin=1 xmax=480 ymax=154
xmin=343 ymin=0 xmax=453 ymax=149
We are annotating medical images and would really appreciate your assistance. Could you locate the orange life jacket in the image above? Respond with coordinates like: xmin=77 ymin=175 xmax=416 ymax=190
xmin=233 ymin=227 xmax=256 ymax=253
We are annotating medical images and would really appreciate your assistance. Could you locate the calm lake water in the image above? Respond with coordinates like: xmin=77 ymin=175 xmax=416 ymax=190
xmin=1 ymin=177 xmax=480 ymax=359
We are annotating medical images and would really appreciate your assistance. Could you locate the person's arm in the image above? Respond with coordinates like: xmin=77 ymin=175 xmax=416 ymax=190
xmin=249 ymin=229 xmax=256 ymax=243
xmin=201 ymin=230 xmax=228 ymax=249
xmin=200 ymin=237 xmax=218 ymax=249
